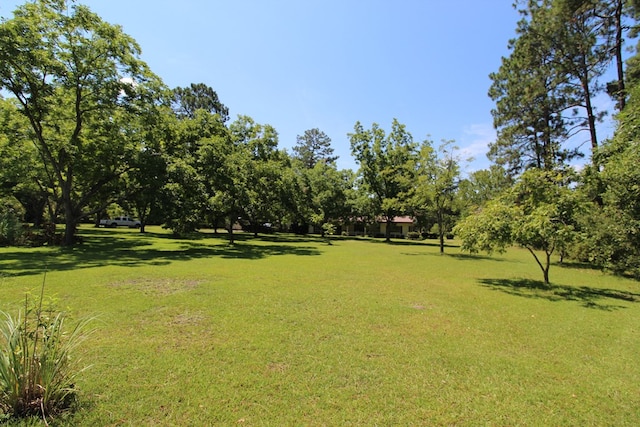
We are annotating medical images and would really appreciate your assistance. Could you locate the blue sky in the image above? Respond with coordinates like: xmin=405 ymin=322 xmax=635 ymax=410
xmin=1 ymin=2 xmax=553 ymax=172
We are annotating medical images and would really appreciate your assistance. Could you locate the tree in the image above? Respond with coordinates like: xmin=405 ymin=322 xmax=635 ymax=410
xmin=575 ymin=73 xmax=640 ymax=277
xmin=454 ymin=169 xmax=582 ymax=285
xmin=299 ymin=160 xmax=352 ymax=237
xmin=414 ymin=140 xmax=461 ymax=254
xmin=488 ymin=0 xmax=633 ymax=172
xmin=549 ymin=0 xmax=610 ymax=154
xmin=0 ymin=98 xmax=50 ymax=226
xmin=291 ymin=128 xmax=349 ymax=235
xmin=163 ymin=109 xmax=227 ymax=235
xmin=172 ymin=83 xmax=229 ymax=122
xmin=200 ymin=115 xmax=285 ymax=244
xmin=598 ymin=0 xmax=633 ymax=110
xmin=124 ymin=147 xmax=167 ymax=233
xmin=563 ymin=0 xmax=639 ymax=111
xmin=113 ymin=102 xmax=177 ymax=233
xmin=349 ymin=119 xmax=418 ymax=242
xmin=489 ymin=2 xmax=582 ymax=174
xmin=0 ymin=0 xmax=162 ymax=245
xmin=457 ymin=165 xmax=513 ymax=216
xmin=292 ymin=128 xmax=338 ymax=168
xmin=229 ymin=116 xmax=285 ymax=237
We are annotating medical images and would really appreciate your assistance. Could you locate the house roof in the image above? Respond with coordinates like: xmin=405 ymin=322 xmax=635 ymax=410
xmin=377 ymin=216 xmax=415 ymax=224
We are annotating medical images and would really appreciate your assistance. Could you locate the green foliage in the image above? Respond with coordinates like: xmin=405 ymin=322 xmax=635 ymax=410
xmin=455 ymin=169 xmax=582 ymax=284
xmin=172 ymin=83 xmax=229 ymax=122
xmin=413 ymin=140 xmax=461 ymax=253
xmin=0 ymin=200 xmax=24 ymax=247
xmin=349 ymin=119 xmax=418 ymax=241
xmin=296 ymin=161 xmax=352 ymax=234
xmin=0 ymin=0 xmax=164 ymax=245
xmin=161 ymin=109 xmax=227 ymax=236
xmin=574 ymin=79 xmax=640 ymax=277
xmin=0 ymin=98 xmax=50 ymax=227
xmin=455 ymin=199 xmax=516 ymax=255
xmin=321 ymin=222 xmax=336 ymax=234
xmin=0 ymin=286 xmax=93 ymax=420
xmin=488 ymin=0 xmax=619 ymax=173
xmin=457 ymin=165 xmax=512 ymax=215
xmin=405 ymin=231 xmax=421 ymax=240
xmin=292 ymin=128 xmax=337 ymax=168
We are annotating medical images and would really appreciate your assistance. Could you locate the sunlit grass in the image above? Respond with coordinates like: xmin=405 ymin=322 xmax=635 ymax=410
xmin=0 ymin=225 xmax=639 ymax=425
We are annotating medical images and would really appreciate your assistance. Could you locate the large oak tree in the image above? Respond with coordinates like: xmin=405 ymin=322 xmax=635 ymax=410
xmin=0 ymin=0 xmax=162 ymax=245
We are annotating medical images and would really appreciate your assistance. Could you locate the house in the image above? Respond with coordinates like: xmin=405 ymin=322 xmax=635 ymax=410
xmin=341 ymin=216 xmax=416 ymax=238
xmin=377 ymin=216 xmax=415 ymax=238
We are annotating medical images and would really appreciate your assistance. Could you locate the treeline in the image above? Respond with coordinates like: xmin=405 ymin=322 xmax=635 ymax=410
xmin=1 ymin=0 xmax=639 ymax=282
xmin=456 ymin=0 xmax=640 ymax=282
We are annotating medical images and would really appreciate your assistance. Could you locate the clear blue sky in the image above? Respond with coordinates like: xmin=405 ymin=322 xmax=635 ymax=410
xmin=3 ymin=1 xmax=533 ymax=172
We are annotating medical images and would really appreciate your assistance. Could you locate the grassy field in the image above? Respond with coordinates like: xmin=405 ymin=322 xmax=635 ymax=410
xmin=1 ymin=225 xmax=639 ymax=426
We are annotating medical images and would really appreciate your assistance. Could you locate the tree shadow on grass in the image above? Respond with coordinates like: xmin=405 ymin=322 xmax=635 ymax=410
xmin=399 ymin=251 xmax=505 ymax=262
xmin=0 ymin=232 xmax=322 ymax=278
xmin=368 ymin=239 xmax=460 ymax=249
xmin=479 ymin=278 xmax=640 ymax=311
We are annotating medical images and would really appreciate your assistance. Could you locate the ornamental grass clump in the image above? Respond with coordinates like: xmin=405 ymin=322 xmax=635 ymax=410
xmin=0 ymin=282 xmax=93 ymax=422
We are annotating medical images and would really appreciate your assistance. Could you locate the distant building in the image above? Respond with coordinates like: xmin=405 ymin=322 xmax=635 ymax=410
xmin=341 ymin=216 xmax=416 ymax=238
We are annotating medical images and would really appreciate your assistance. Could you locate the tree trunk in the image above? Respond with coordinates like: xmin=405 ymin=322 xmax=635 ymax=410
xmin=578 ymin=55 xmax=598 ymax=159
xmin=385 ymin=218 xmax=392 ymax=243
xmin=543 ymin=263 xmax=550 ymax=286
xmin=437 ymin=211 xmax=445 ymax=254
xmin=228 ymin=213 xmax=235 ymax=245
xmin=62 ymin=182 xmax=76 ymax=246
xmin=527 ymin=247 xmax=552 ymax=286
xmin=614 ymin=0 xmax=625 ymax=110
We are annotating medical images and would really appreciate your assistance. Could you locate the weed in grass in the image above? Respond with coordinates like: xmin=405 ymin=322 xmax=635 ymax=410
xmin=0 ymin=275 xmax=94 ymax=424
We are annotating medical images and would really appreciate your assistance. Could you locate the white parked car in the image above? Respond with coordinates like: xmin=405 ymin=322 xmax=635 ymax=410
xmin=99 ymin=216 xmax=141 ymax=228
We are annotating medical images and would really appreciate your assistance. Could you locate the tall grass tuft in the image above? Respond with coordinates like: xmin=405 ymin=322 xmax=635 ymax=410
xmin=0 ymin=277 xmax=93 ymax=422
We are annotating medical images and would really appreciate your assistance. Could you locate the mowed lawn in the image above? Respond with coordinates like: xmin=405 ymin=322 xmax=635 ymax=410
xmin=1 ymin=226 xmax=639 ymax=426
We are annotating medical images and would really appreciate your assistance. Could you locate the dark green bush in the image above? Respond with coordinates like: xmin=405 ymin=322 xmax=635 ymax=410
xmin=406 ymin=231 xmax=422 ymax=240
xmin=0 ymin=209 xmax=23 ymax=246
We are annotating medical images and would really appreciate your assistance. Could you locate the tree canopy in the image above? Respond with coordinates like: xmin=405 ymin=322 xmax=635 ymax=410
xmin=349 ymin=119 xmax=418 ymax=242
xmin=0 ymin=0 xmax=164 ymax=245
xmin=292 ymin=128 xmax=338 ymax=169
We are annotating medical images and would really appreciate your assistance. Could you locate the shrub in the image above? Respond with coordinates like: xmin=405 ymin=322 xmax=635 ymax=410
xmin=0 ymin=209 xmax=23 ymax=246
xmin=0 ymin=285 xmax=93 ymax=421
xmin=322 ymin=223 xmax=336 ymax=236
xmin=406 ymin=231 xmax=421 ymax=240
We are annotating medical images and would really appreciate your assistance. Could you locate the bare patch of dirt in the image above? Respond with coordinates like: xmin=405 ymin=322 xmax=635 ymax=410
xmin=266 ymin=362 xmax=289 ymax=374
xmin=171 ymin=311 xmax=207 ymax=326
xmin=111 ymin=278 xmax=205 ymax=295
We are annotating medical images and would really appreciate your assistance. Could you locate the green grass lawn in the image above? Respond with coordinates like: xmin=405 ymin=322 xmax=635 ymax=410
xmin=1 ymin=225 xmax=639 ymax=425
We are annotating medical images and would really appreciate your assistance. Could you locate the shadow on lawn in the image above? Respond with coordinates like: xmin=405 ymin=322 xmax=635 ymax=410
xmin=479 ymin=278 xmax=640 ymax=311
xmin=1 ymin=230 xmax=322 ymax=277
xmin=368 ymin=238 xmax=460 ymax=248
xmin=399 ymin=250 xmax=503 ymax=262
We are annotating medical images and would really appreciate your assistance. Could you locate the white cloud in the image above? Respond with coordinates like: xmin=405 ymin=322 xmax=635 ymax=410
xmin=459 ymin=123 xmax=496 ymax=173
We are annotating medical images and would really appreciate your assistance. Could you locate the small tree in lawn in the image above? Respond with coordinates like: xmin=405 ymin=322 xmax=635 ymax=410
xmin=413 ymin=139 xmax=461 ymax=254
xmin=454 ymin=168 xmax=582 ymax=285
xmin=321 ymin=221 xmax=336 ymax=245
